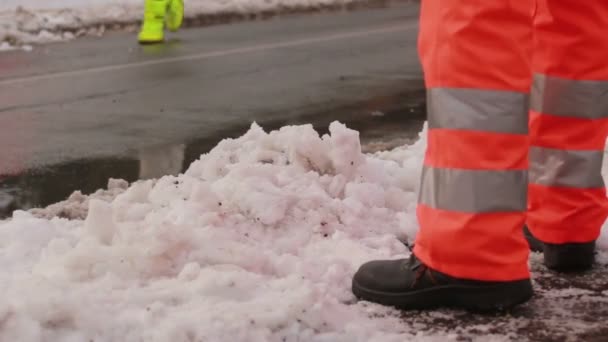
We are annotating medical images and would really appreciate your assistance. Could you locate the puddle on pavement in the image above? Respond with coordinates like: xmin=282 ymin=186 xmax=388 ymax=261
xmin=0 ymin=96 xmax=425 ymax=219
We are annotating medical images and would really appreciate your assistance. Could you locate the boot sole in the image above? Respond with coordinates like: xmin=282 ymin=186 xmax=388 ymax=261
xmin=138 ymin=38 xmax=164 ymax=44
xmin=352 ymin=279 xmax=533 ymax=312
xmin=544 ymin=241 xmax=595 ymax=272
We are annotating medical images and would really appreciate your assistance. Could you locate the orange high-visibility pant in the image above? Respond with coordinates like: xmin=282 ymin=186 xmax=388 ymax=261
xmin=414 ymin=0 xmax=608 ymax=281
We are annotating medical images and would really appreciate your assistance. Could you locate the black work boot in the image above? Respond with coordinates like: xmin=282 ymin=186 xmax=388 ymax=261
xmin=523 ymin=226 xmax=595 ymax=272
xmin=544 ymin=241 xmax=596 ymax=272
xmin=352 ymin=255 xmax=533 ymax=312
xmin=523 ymin=226 xmax=544 ymax=252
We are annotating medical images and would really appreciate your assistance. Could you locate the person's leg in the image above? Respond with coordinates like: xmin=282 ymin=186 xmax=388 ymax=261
xmin=138 ymin=0 xmax=169 ymax=44
xmin=527 ymin=0 xmax=608 ymax=271
xmin=352 ymin=0 xmax=534 ymax=311
xmin=166 ymin=0 xmax=184 ymax=32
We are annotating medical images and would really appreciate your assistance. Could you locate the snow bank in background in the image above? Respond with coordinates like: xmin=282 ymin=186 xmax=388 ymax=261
xmin=0 ymin=0 xmax=367 ymax=46
xmin=1 ymin=121 xmax=607 ymax=341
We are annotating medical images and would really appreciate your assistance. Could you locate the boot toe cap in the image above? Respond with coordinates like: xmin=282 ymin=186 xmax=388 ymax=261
xmin=353 ymin=259 xmax=408 ymax=294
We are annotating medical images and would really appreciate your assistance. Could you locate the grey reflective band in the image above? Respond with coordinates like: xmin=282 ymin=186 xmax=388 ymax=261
xmin=418 ymin=166 xmax=527 ymax=213
xmin=530 ymin=74 xmax=608 ymax=119
xmin=529 ymin=146 xmax=605 ymax=189
xmin=427 ymin=87 xmax=529 ymax=134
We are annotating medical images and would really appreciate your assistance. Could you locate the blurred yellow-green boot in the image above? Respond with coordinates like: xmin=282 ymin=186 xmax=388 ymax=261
xmin=138 ymin=0 xmax=169 ymax=44
xmin=166 ymin=0 xmax=184 ymax=32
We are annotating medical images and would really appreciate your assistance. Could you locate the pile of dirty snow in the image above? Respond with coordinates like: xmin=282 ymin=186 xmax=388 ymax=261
xmin=0 ymin=122 xmax=425 ymax=341
xmin=0 ymin=121 xmax=606 ymax=341
xmin=0 ymin=0 xmax=369 ymax=47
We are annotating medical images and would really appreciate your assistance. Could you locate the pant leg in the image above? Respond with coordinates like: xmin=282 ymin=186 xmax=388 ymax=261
xmin=414 ymin=0 xmax=534 ymax=281
xmin=528 ymin=0 xmax=608 ymax=244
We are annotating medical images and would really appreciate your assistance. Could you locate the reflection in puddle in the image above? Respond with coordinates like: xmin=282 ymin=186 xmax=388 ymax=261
xmin=138 ymin=143 xmax=185 ymax=179
xmin=140 ymin=38 xmax=183 ymax=56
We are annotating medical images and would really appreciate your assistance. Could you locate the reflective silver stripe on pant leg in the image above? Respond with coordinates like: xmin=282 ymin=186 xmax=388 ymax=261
xmin=418 ymin=166 xmax=528 ymax=213
xmin=529 ymin=146 xmax=605 ymax=189
xmin=427 ymin=87 xmax=529 ymax=134
xmin=530 ymin=74 xmax=608 ymax=119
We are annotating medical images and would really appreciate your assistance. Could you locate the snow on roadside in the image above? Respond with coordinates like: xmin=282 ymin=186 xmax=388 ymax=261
xmin=0 ymin=121 xmax=606 ymax=341
xmin=0 ymin=0 xmax=368 ymax=47
xmin=0 ymin=122 xmax=426 ymax=341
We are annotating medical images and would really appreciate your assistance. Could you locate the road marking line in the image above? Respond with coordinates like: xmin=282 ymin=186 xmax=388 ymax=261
xmin=0 ymin=24 xmax=411 ymax=86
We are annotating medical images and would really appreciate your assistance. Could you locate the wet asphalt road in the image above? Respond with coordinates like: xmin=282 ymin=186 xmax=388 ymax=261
xmin=0 ymin=3 xmax=425 ymax=212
